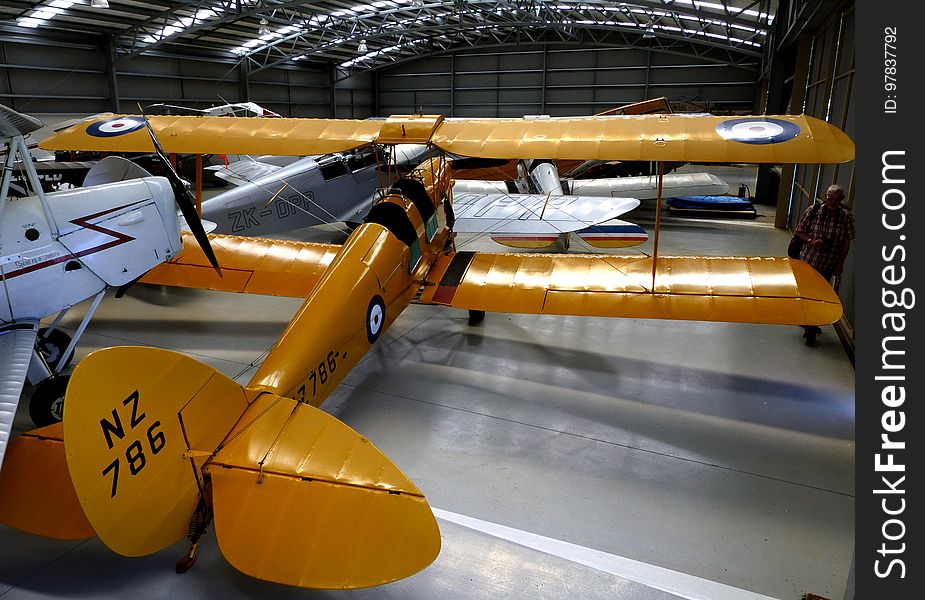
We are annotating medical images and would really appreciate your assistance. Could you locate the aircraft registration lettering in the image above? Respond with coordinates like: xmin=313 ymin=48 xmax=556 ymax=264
xmin=303 ymin=350 xmax=340 ymax=399
xmin=98 ymin=390 xmax=167 ymax=498
xmin=8 ymin=250 xmax=60 ymax=269
xmin=276 ymin=192 xmax=315 ymax=219
xmin=228 ymin=207 xmax=261 ymax=232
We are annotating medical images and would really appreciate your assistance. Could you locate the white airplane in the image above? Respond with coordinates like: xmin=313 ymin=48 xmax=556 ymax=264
xmin=453 ymin=157 xmax=730 ymax=248
xmin=0 ymin=104 xmax=220 ymax=471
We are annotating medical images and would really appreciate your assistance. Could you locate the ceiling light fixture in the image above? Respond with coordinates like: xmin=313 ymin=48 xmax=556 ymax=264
xmin=258 ymin=18 xmax=271 ymax=36
xmin=357 ymin=39 xmax=368 ymax=53
xmin=90 ymin=0 xmax=110 ymax=8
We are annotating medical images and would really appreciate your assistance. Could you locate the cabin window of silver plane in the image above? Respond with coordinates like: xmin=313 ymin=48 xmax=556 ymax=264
xmin=347 ymin=147 xmax=378 ymax=171
xmin=318 ymin=155 xmax=349 ymax=181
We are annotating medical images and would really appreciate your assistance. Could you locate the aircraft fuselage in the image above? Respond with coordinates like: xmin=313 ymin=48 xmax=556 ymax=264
xmin=1 ymin=178 xmax=181 ymax=322
xmin=201 ymin=145 xmax=432 ymax=236
xmin=246 ymin=157 xmax=453 ymax=406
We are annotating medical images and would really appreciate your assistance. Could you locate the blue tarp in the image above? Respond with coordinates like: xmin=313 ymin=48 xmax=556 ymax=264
xmin=667 ymin=195 xmax=757 ymax=211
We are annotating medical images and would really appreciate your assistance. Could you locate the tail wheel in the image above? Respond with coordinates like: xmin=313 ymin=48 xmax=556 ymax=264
xmin=29 ymin=375 xmax=70 ymax=426
xmin=37 ymin=327 xmax=73 ymax=371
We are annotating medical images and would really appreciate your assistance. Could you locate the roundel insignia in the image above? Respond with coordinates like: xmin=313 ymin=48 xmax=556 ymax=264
xmin=715 ymin=117 xmax=801 ymax=145
xmin=366 ymin=295 xmax=386 ymax=344
xmin=86 ymin=117 xmax=147 ymax=138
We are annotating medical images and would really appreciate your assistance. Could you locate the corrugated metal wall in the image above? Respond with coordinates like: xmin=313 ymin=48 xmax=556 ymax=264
xmin=787 ymin=5 xmax=856 ymax=326
xmin=0 ymin=39 xmax=338 ymax=117
xmin=374 ymin=45 xmax=758 ymax=117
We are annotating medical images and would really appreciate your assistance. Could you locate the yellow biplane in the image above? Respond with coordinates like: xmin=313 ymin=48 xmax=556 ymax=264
xmin=0 ymin=112 xmax=852 ymax=589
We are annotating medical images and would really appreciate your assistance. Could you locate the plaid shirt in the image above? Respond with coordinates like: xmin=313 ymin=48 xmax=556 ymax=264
xmin=795 ymin=202 xmax=855 ymax=276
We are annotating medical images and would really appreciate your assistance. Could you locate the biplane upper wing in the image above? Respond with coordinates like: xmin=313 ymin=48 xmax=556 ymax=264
xmin=206 ymin=158 xmax=283 ymax=186
xmin=41 ymin=114 xmax=854 ymax=164
xmin=431 ymin=114 xmax=854 ymax=163
xmin=41 ymin=115 xmax=384 ymax=156
xmin=0 ymin=104 xmax=43 ymax=139
xmin=417 ymin=252 xmax=842 ymax=326
xmin=140 ymin=232 xmax=341 ymax=298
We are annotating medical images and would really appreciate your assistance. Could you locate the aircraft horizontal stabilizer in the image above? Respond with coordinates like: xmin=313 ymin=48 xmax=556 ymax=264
xmin=61 ymin=345 xmax=439 ymax=588
xmin=0 ymin=423 xmax=95 ymax=540
xmin=209 ymin=393 xmax=441 ymax=589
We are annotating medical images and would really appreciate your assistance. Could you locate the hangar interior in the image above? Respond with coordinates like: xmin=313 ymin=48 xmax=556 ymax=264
xmin=2 ymin=1 xmax=855 ymax=599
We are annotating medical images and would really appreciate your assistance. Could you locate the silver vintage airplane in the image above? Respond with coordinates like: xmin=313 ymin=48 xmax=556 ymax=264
xmin=201 ymin=133 xmax=727 ymax=249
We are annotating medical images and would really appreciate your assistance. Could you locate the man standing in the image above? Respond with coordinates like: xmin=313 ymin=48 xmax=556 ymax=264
xmin=794 ymin=184 xmax=855 ymax=346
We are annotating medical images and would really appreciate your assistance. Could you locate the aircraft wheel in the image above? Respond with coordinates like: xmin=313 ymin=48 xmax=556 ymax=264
xmin=29 ymin=375 xmax=70 ymax=427
xmin=468 ymin=310 xmax=486 ymax=326
xmin=37 ymin=327 xmax=73 ymax=371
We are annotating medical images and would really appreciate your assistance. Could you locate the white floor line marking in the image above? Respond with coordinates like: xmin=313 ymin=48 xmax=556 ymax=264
xmin=433 ymin=508 xmax=781 ymax=600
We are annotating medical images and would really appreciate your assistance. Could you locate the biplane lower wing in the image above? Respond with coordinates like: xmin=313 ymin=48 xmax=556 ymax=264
xmin=451 ymin=192 xmax=638 ymax=235
xmin=140 ymin=232 xmax=341 ymax=297
xmin=417 ymin=252 xmax=842 ymax=326
xmin=0 ymin=320 xmax=38 ymax=471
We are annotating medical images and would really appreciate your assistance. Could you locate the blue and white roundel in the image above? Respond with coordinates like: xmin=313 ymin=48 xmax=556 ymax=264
xmin=366 ymin=295 xmax=386 ymax=344
xmin=86 ymin=117 xmax=147 ymax=137
xmin=715 ymin=117 xmax=801 ymax=145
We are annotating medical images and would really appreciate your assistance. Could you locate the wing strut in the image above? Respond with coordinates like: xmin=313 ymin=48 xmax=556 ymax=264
xmin=650 ymin=161 xmax=665 ymax=288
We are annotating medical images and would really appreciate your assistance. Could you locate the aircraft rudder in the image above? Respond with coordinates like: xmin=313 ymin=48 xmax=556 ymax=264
xmin=63 ymin=346 xmax=249 ymax=557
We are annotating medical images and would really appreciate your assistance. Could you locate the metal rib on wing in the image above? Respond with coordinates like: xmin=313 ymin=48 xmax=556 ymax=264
xmin=41 ymin=115 xmax=382 ymax=156
xmin=431 ymin=114 xmax=855 ymax=164
xmin=451 ymin=193 xmax=639 ymax=235
xmin=418 ymin=253 xmax=842 ymax=326
xmin=139 ymin=232 xmax=341 ymax=298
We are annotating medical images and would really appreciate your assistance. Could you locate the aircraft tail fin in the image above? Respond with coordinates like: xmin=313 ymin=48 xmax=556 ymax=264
xmin=0 ymin=422 xmax=95 ymax=540
xmin=62 ymin=346 xmax=440 ymax=588
xmin=63 ymin=346 xmax=250 ymax=557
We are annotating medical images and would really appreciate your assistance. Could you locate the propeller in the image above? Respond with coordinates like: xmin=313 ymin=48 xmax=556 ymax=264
xmin=137 ymin=104 xmax=222 ymax=276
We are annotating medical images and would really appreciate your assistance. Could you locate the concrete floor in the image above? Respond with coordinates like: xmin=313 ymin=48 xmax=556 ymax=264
xmin=2 ymin=181 xmax=855 ymax=599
